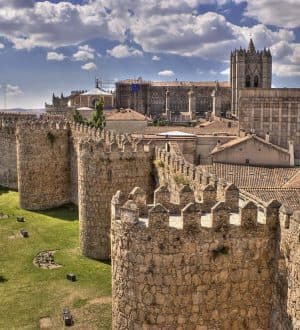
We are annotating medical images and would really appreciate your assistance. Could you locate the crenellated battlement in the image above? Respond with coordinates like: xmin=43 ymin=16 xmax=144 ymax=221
xmin=112 ymin=186 xmax=281 ymax=234
xmin=111 ymin=185 xmax=285 ymax=329
xmin=78 ymin=128 xmax=154 ymax=260
xmin=16 ymin=120 xmax=69 ymax=131
xmin=155 ymin=146 xmax=241 ymax=213
xmin=70 ymin=122 xmax=103 ymax=140
xmin=78 ymin=135 xmax=151 ymax=160
xmin=0 ymin=115 xmax=155 ymax=259
xmin=0 ymin=112 xmax=38 ymax=121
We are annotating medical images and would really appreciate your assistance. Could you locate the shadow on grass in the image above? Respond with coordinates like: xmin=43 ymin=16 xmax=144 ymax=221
xmin=99 ymin=260 xmax=111 ymax=266
xmin=0 ymin=186 xmax=12 ymax=195
xmin=0 ymin=275 xmax=8 ymax=283
xmin=35 ymin=204 xmax=78 ymax=222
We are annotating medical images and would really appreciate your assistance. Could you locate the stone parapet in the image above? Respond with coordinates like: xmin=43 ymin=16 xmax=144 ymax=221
xmin=155 ymin=146 xmax=240 ymax=212
xmin=78 ymin=138 xmax=153 ymax=260
xmin=16 ymin=121 xmax=70 ymax=210
xmin=111 ymin=188 xmax=283 ymax=329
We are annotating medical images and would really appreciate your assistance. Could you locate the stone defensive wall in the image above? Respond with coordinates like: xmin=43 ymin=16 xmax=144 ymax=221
xmin=77 ymin=130 xmax=154 ymax=260
xmin=111 ymin=185 xmax=293 ymax=329
xmin=154 ymin=146 xmax=240 ymax=210
xmin=148 ymin=144 xmax=300 ymax=329
xmin=0 ymin=113 xmax=156 ymax=260
xmin=0 ymin=112 xmax=38 ymax=189
xmin=238 ymin=189 xmax=300 ymax=329
xmin=16 ymin=120 xmax=70 ymax=210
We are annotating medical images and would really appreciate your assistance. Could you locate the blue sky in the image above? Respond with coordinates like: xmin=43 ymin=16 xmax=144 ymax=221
xmin=0 ymin=0 xmax=299 ymax=108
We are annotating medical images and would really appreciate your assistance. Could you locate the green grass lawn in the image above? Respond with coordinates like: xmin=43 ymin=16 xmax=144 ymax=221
xmin=0 ymin=188 xmax=112 ymax=330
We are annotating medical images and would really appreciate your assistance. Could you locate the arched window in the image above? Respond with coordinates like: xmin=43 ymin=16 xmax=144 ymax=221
xmin=254 ymin=75 xmax=259 ymax=88
xmin=245 ymin=75 xmax=251 ymax=88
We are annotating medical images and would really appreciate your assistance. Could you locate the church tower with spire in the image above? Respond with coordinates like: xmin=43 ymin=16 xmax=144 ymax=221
xmin=230 ymin=38 xmax=272 ymax=117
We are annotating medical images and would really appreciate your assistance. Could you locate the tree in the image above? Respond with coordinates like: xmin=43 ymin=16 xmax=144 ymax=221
xmin=73 ymin=109 xmax=85 ymax=124
xmin=90 ymin=98 xmax=106 ymax=130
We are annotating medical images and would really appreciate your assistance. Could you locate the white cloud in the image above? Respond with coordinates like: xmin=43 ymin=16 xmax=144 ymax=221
xmin=0 ymin=0 xmax=297 ymax=73
xmin=273 ymin=63 xmax=300 ymax=77
xmin=271 ymin=42 xmax=300 ymax=77
xmin=0 ymin=1 xmax=126 ymax=50
xmin=131 ymin=10 xmax=295 ymax=61
xmin=0 ymin=43 xmax=4 ymax=49
xmin=81 ymin=62 xmax=97 ymax=71
xmin=0 ymin=84 xmax=23 ymax=96
xmin=158 ymin=70 xmax=174 ymax=77
xmin=72 ymin=44 xmax=95 ymax=61
xmin=107 ymin=44 xmax=143 ymax=58
xmin=152 ymin=55 xmax=160 ymax=61
xmin=242 ymin=0 xmax=300 ymax=29
xmin=132 ymin=12 xmax=237 ymax=59
xmin=220 ymin=67 xmax=229 ymax=75
xmin=46 ymin=51 xmax=66 ymax=61
xmin=0 ymin=1 xmax=233 ymax=51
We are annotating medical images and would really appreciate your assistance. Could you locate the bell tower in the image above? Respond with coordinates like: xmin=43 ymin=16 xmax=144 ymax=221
xmin=231 ymin=38 xmax=272 ymax=117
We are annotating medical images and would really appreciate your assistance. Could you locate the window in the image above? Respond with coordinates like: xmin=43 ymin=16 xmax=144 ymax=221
xmin=245 ymin=159 xmax=250 ymax=164
xmin=245 ymin=75 xmax=251 ymax=88
xmin=254 ymin=76 xmax=259 ymax=88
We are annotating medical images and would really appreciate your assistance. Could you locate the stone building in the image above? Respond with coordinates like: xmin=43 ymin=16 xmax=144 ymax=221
xmin=238 ymin=88 xmax=300 ymax=163
xmin=105 ymin=108 xmax=150 ymax=133
xmin=45 ymin=92 xmax=74 ymax=114
xmin=115 ymin=39 xmax=272 ymax=120
xmin=210 ymin=134 xmax=293 ymax=167
xmin=45 ymin=79 xmax=114 ymax=115
xmin=72 ymin=80 xmax=114 ymax=111
xmin=115 ymin=79 xmax=231 ymax=118
xmin=231 ymin=38 xmax=272 ymax=116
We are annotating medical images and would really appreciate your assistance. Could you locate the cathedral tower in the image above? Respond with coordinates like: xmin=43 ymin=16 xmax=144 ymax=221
xmin=231 ymin=38 xmax=272 ymax=117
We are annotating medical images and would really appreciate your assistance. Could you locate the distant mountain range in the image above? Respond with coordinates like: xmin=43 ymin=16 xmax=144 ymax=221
xmin=0 ymin=108 xmax=45 ymax=114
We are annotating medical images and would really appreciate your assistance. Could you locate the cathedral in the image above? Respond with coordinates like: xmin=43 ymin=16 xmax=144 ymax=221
xmin=230 ymin=38 xmax=272 ymax=116
xmin=115 ymin=39 xmax=271 ymax=119
xmin=116 ymin=39 xmax=300 ymax=163
xmin=46 ymin=39 xmax=300 ymax=162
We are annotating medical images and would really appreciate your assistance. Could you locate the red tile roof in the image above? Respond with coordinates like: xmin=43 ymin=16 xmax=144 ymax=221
xmin=105 ymin=109 xmax=149 ymax=121
xmin=210 ymin=134 xmax=289 ymax=155
xmin=200 ymin=163 xmax=300 ymax=189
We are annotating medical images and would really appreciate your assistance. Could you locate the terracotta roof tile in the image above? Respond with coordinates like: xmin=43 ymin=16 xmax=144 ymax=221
xmin=283 ymin=171 xmax=300 ymax=188
xmin=105 ymin=109 xmax=149 ymax=121
xmin=211 ymin=135 xmax=289 ymax=155
xmin=140 ymin=119 xmax=238 ymax=135
xmin=200 ymin=163 xmax=300 ymax=189
xmin=244 ymin=188 xmax=300 ymax=211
